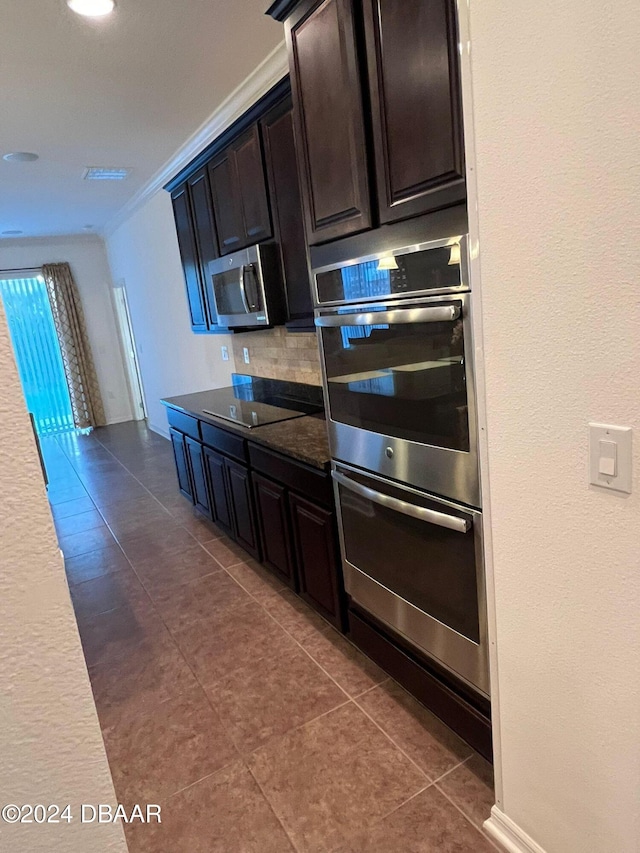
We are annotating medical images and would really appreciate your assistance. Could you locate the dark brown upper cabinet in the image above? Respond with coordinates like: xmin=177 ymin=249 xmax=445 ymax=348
xmin=208 ymin=125 xmax=272 ymax=255
xmin=208 ymin=152 xmax=246 ymax=254
xmin=273 ymin=0 xmax=466 ymax=242
xmin=170 ymin=185 xmax=209 ymax=331
xmin=363 ymin=0 xmax=465 ymax=223
xmin=261 ymin=97 xmax=314 ymax=328
xmin=234 ymin=126 xmax=272 ymax=244
xmin=186 ymin=167 xmax=220 ymax=326
xmin=285 ymin=0 xmax=372 ymax=245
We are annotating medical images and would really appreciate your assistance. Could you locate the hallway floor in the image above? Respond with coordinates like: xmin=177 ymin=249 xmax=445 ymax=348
xmin=44 ymin=421 xmax=495 ymax=853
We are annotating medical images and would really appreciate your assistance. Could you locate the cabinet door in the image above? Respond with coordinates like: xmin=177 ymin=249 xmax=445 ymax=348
xmin=289 ymin=493 xmax=344 ymax=628
xmin=203 ymin=446 xmax=234 ymax=538
xmin=170 ymin=185 xmax=208 ymax=331
xmin=169 ymin=428 xmax=194 ymax=502
xmin=363 ymin=0 xmax=465 ymax=223
xmin=233 ymin=125 xmax=272 ymax=245
xmin=286 ymin=0 xmax=372 ymax=244
xmin=225 ymin=458 xmax=261 ymax=561
xmin=262 ymin=98 xmax=313 ymax=327
xmin=187 ymin=167 xmax=220 ymax=329
xmin=185 ymin=437 xmax=211 ymax=517
xmin=253 ymin=472 xmax=296 ymax=587
xmin=208 ymin=153 xmax=246 ymax=255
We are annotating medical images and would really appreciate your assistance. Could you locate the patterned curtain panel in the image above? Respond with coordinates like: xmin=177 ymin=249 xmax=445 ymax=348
xmin=42 ymin=263 xmax=106 ymax=429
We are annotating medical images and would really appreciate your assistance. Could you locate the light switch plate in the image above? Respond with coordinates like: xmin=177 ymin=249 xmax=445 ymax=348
xmin=243 ymin=347 xmax=250 ymax=364
xmin=221 ymin=345 xmax=229 ymax=362
xmin=589 ymin=423 xmax=632 ymax=494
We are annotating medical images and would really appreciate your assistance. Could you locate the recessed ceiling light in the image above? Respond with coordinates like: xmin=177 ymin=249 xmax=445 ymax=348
xmin=83 ymin=166 xmax=131 ymax=181
xmin=2 ymin=230 xmax=24 ymax=236
xmin=67 ymin=0 xmax=115 ymax=17
xmin=3 ymin=152 xmax=39 ymax=163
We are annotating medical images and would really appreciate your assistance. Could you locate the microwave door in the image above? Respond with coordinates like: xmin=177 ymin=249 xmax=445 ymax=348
xmin=212 ymin=267 xmax=246 ymax=323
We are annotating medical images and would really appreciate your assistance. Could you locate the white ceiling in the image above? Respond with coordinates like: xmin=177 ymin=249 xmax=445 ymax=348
xmin=0 ymin=0 xmax=282 ymax=239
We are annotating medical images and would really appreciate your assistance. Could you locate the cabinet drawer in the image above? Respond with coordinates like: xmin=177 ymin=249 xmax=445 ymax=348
xmin=166 ymin=408 xmax=201 ymax=441
xmin=248 ymin=443 xmax=331 ymax=507
xmin=201 ymin=421 xmax=248 ymax=463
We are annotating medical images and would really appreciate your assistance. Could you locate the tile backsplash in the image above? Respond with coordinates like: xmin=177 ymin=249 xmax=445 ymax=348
xmin=231 ymin=327 xmax=322 ymax=387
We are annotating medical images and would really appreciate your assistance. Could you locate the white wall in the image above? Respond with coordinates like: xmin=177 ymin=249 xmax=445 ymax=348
xmin=0 ymin=235 xmax=132 ymax=425
xmin=105 ymin=190 xmax=235 ymax=436
xmin=467 ymin=1 xmax=640 ymax=851
xmin=0 ymin=301 xmax=127 ymax=852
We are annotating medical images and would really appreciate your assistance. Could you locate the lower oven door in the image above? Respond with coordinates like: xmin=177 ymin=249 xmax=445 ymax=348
xmin=333 ymin=463 xmax=489 ymax=697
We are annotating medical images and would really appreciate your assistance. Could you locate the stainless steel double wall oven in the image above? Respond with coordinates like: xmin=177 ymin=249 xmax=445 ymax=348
xmin=313 ymin=217 xmax=489 ymax=697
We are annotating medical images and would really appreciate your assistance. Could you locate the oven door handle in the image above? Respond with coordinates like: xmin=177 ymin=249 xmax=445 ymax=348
xmin=332 ymin=471 xmax=471 ymax=533
xmin=315 ymin=305 xmax=460 ymax=327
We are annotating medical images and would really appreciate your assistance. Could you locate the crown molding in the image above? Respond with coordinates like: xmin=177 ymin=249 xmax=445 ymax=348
xmin=0 ymin=233 xmax=103 ymax=248
xmin=266 ymin=0 xmax=302 ymax=21
xmin=102 ymin=41 xmax=289 ymax=239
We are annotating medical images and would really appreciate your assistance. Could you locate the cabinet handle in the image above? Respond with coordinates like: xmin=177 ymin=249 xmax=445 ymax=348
xmin=246 ymin=226 xmax=264 ymax=237
xmin=332 ymin=471 xmax=471 ymax=533
xmin=223 ymin=236 xmax=240 ymax=246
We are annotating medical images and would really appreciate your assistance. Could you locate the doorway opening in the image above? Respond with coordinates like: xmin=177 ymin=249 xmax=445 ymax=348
xmin=112 ymin=281 xmax=146 ymax=421
xmin=0 ymin=273 xmax=75 ymax=435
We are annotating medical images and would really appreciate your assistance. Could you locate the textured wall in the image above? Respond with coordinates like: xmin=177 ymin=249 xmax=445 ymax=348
xmin=106 ymin=191 xmax=235 ymax=436
xmin=232 ymin=326 xmax=322 ymax=387
xmin=0 ymin=302 xmax=126 ymax=851
xmin=469 ymin=0 xmax=640 ymax=850
xmin=0 ymin=235 xmax=132 ymax=425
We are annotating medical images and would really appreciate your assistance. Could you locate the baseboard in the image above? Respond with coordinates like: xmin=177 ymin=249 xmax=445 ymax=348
xmin=147 ymin=421 xmax=170 ymax=440
xmin=105 ymin=414 xmax=139 ymax=425
xmin=484 ymin=807 xmax=548 ymax=853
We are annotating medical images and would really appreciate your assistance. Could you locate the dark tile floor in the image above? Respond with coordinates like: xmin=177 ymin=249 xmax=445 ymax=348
xmin=44 ymin=421 xmax=496 ymax=853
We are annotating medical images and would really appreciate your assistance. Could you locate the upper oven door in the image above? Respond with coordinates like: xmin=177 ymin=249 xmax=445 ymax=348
xmin=315 ymin=293 xmax=479 ymax=506
xmin=314 ymin=235 xmax=468 ymax=307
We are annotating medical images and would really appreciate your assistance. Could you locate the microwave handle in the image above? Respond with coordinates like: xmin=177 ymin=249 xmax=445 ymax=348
xmin=241 ymin=264 xmax=261 ymax=312
xmin=332 ymin=471 xmax=471 ymax=533
xmin=315 ymin=305 xmax=459 ymax=327
xmin=238 ymin=266 xmax=251 ymax=313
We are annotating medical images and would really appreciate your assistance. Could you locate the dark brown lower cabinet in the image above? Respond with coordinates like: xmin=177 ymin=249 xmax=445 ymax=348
xmin=253 ymin=472 xmax=296 ymax=587
xmin=167 ymin=410 xmax=345 ymax=631
xmin=170 ymin=428 xmax=194 ymax=503
xmin=203 ymin=446 xmax=234 ymax=538
xmin=185 ymin=436 xmax=210 ymax=516
xmin=225 ymin=458 xmax=261 ymax=561
xmin=289 ymin=492 xmax=344 ymax=629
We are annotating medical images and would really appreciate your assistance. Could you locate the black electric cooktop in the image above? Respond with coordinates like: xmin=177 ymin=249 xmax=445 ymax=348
xmin=163 ymin=375 xmax=323 ymax=429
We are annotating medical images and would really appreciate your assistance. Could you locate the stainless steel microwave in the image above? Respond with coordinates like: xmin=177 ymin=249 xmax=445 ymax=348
xmin=208 ymin=243 xmax=285 ymax=329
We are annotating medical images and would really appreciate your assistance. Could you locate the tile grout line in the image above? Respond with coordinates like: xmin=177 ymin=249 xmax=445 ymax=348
xmin=429 ymin=752 xmax=473 ymax=786
xmin=244 ymin=762 xmax=302 ymax=853
xmin=432 ymin=782 xmax=500 ymax=850
xmin=70 ymin=428 xmax=218 ymax=559
xmin=327 ymin=780 xmax=436 ymax=853
xmin=350 ymin=690 xmax=453 ymax=786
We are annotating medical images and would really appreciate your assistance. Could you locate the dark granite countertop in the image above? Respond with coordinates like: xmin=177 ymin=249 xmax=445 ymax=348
xmin=243 ymin=413 xmax=331 ymax=469
xmin=162 ymin=387 xmax=330 ymax=470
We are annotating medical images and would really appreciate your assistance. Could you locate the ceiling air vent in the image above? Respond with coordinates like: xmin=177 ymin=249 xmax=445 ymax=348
xmin=83 ymin=167 xmax=132 ymax=181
